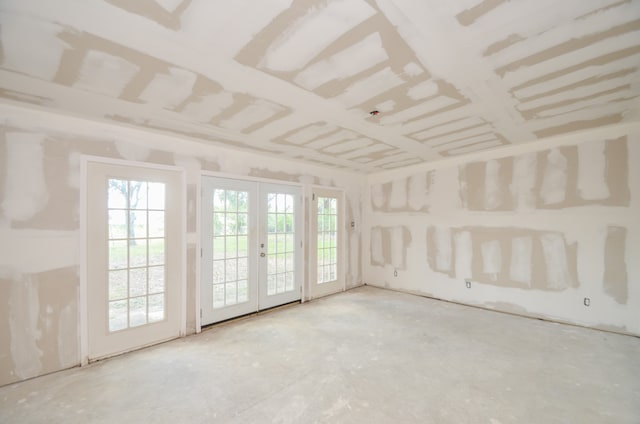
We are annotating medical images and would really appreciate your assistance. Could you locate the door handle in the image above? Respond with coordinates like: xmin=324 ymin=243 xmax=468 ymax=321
xmin=260 ymin=252 xmax=266 ymax=257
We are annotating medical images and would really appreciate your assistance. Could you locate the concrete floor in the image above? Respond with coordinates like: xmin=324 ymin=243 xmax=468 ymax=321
xmin=1 ymin=286 xmax=639 ymax=424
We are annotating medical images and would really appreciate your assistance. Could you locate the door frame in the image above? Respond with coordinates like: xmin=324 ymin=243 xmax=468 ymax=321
xmin=80 ymin=155 xmax=187 ymax=365
xmin=196 ymin=171 xmax=305 ymax=332
xmin=309 ymin=186 xmax=346 ymax=299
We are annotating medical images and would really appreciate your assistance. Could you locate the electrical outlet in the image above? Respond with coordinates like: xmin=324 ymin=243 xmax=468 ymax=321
xmin=350 ymin=221 xmax=355 ymax=228
xmin=394 ymin=270 xmax=398 ymax=277
xmin=465 ymin=279 xmax=471 ymax=289
xmin=584 ymin=297 xmax=590 ymax=306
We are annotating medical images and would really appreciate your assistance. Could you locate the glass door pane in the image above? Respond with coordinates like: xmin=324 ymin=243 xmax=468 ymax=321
xmin=317 ymin=196 xmax=338 ymax=284
xmin=258 ymin=183 xmax=302 ymax=310
xmin=212 ymin=188 xmax=250 ymax=308
xmin=107 ymin=179 xmax=167 ymax=332
xmin=201 ymin=178 xmax=257 ymax=325
xmin=311 ymin=188 xmax=344 ymax=299
xmin=265 ymin=192 xmax=296 ymax=296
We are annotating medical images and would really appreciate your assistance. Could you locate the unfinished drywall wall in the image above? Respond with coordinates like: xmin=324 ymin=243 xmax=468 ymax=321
xmin=0 ymin=103 xmax=365 ymax=387
xmin=364 ymin=124 xmax=640 ymax=336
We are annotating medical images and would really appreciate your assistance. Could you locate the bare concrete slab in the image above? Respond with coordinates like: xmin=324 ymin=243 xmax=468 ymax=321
xmin=1 ymin=286 xmax=639 ymax=423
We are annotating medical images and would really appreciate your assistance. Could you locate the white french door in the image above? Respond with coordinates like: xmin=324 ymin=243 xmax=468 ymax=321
xmin=86 ymin=161 xmax=183 ymax=361
xmin=201 ymin=178 xmax=257 ymax=324
xmin=258 ymin=183 xmax=303 ymax=309
xmin=201 ymin=177 xmax=302 ymax=325
xmin=310 ymin=188 xmax=344 ymax=299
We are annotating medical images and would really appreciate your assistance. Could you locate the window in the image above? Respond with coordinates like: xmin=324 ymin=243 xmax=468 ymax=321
xmin=107 ymin=179 xmax=166 ymax=331
xmin=317 ymin=196 xmax=338 ymax=284
xmin=212 ymin=189 xmax=250 ymax=308
xmin=266 ymin=193 xmax=296 ymax=295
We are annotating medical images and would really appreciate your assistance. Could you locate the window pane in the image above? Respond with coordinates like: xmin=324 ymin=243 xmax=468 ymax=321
xmin=267 ymin=275 xmax=276 ymax=296
xmin=277 ymin=234 xmax=286 ymax=253
xmin=105 ymin=177 xmax=167 ymax=332
xmin=225 ymin=283 xmax=237 ymax=305
xmin=237 ymin=213 xmax=248 ymax=235
xmin=147 ymin=182 xmax=165 ymax=210
xmin=267 ymin=194 xmax=277 ymax=213
xmin=285 ymin=253 xmax=294 ymax=272
xmin=109 ymin=270 xmax=127 ymax=301
xmin=285 ymin=194 xmax=293 ymax=213
xmin=148 ymin=211 xmax=164 ymax=237
xmin=237 ymin=280 xmax=248 ymax=303
xmin=267 ymin=234 xmax=277 ymax=254
xmin=267 ymin=255 xmax=277 ymax=276
xmin=225 ymin=213 xmax=237 ymax=236
xmin=225 ymin=237 xmax=237 ymax=259
xmin=129 ymin=240 xmax=147 ymax=267
xmin=131 ymin=210 xmax=147 ymax=238
xmin=129 ymin=181 xmax=147 ymax=210
xmin=237 ymin=191 xmax=248 ymax=212
xmin=149 ymin=239 xmax=164 ymax=266
xmin=285 ymin=272 xmax=294 ymax=291
xmin=213 ymin=284 xmax=225 ymax=308
xmin=148 ymin=294 xmax=164 ymax=323
xmin=213 ymin=260 xmax=225 ymax=283
xmin=316 ymin=196 xmax=339 ymax=285
xmin=213 ymin=237 xmax=225 ymax=260
xmin=277 ymin=194 xmax=286 ymax=212
xmin=108 ymin=179 xmax=127 ymax=209
xmin=277 ymin=214 xmax=285 ymax=233
xmin=267 ymin=214 xmax=276 ymax=234
xmin=213 ymin=190 xmax=225 ymax=211
xmin=276 ymin=253 xmax=285 ymax=273
xmin=129 ymin=296 xmax=147 ymax=327
xmin=109 ymin=300 xmax=128 ymax=332
xmin=276 ymin=273 xmax=285 ymax=292
xmin=226 ymin=191 xmax=237 ymax=212
xmin=129 ymin=268 xmax=147 ymax=297
xmin=109 ymin=240 xmax=127 ymax=270
xmin=108 ymin=210 xmax=127 ymax=239
xmin=237 ymin=236 xmax=248 ymax=257
xmin=226 ymin=259 xmax=237 ymax=282
xmin=285 ymin=214 xmax=293 ymax=233
xmin=237 ymin=257 xmax=248 ymax=280
xmin=213 ymin=213 xmax=225 ymax=237
xmin=148 ymin=266 xmax=165 ymax=294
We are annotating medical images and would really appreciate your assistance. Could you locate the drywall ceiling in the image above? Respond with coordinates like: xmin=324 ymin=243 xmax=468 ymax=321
xmin=1 ymin=0 xmax=639 ymax=173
